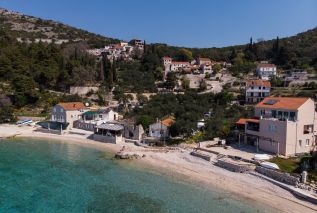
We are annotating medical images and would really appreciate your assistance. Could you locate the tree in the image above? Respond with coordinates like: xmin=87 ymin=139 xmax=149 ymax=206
xmin=165 ymin=72 xmax=177 ymax=90
xmin=181 ymin=77 xmax=190 ymax=90
xmin=175 ymin=48 xmax=193 ymax=61
xmin=136 ymin=93 xmax=148 ymax=105
xmin=212 ymin=64 xmax=222 ymax=74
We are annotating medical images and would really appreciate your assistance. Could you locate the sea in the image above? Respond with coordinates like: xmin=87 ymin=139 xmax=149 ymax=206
xmin=0 ymin=138 xmax=277 ymax=213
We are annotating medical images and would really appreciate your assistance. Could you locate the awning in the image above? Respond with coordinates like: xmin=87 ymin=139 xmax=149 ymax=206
xmin=236 ymin=118 xmax=259 ymax=125
xmin=96 ymin=123 xmax=124 ymax=131
xmin=83 ymin=111 xmax=97 ymax=116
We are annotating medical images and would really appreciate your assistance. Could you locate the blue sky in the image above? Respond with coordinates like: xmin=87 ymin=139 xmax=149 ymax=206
xmin=0 ymin=0 xmax=316 ymax=47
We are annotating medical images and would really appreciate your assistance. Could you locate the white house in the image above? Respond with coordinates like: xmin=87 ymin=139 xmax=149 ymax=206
xmin=201 ymin=64 xmax=213 ymax=74
xmin=74 ymin=108 xmax=118 ymax=131
xmin=51 ymin=102 xmax=87 ymax=128
xmin=256 ymin=63 xmax=277 ymax=80
xmin=245 ymin=80 xmax=271 ymax=103
xmin=149 ymin=117 xmax=175 ymax=140
xmin=170 ymin=62 xmax=190 ymax=71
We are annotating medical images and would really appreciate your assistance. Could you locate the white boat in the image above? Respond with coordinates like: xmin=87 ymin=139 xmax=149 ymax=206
xmin=260 ymin=162 xmax=280 ymax=170
xmin=16 ymin=119 xmax=33 ymax=125
xmin=254 ymin=154 xmax=271 ymax=161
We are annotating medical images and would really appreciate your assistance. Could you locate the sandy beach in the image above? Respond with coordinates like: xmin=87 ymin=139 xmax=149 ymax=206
xmin=0 ymin=124 xmax=316 ymax=213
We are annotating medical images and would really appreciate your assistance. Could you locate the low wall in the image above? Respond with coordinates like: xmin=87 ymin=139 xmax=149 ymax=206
xmin=34 ymin=128 xmax=62 ymax=135
xmin=93 ymin=134 xmax=124 ymax=144
xmin=255 ymin=166 xmax=299 ymax=186
xmin=216 ymin=159 xmax=256 ymax=173
xmin=17 ymin=116 xmax=47 ymax=122
xmin=73 ymin=121 xmax=95 ymax=132
xmin=190 ymin=151 xmax=211 ymax=161
xmin=70 ymin=86 xmax=98 ymax=96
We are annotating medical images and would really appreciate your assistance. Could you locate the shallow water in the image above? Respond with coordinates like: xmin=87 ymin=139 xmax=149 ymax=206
xmin=0 ymin=138 xmax=276 ymax=212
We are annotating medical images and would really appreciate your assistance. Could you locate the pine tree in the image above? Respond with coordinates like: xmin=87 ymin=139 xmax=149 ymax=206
xmin=112 ymin=59 xmax=117 ymax=82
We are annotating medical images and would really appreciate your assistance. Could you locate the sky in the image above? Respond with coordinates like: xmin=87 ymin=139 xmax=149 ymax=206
xmin=0 ymin=0 xmax=316 ymax=48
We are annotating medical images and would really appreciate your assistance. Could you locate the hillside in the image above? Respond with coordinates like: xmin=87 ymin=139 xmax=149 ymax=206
xmin=1 ymin=7 xmax=316 ymax=69
xmin=0 ymin=8 xmax=119 ymax=47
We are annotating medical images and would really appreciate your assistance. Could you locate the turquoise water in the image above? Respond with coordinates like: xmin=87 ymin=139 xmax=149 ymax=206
xmin=0 ymin=138 xmax=273 ymax=213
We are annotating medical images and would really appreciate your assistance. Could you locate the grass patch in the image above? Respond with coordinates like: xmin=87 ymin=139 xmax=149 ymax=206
xmin=269 ymin=157 xmax=300 ymax=174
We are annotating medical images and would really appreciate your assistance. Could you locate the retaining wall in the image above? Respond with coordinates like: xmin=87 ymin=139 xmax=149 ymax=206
xmin=255 ymin=166 xmax=299 ymax=186
xmin=215 ymin=159 xmax=256 ymax=173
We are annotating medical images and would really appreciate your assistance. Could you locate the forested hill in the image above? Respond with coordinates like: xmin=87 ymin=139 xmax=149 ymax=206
xmin=149 ymin=27 xmax=317 ymax=71
xmin=1 ymin=7 xmax=316 ymax=69
xmin=0 ymin=8 xmax=119 ymax=48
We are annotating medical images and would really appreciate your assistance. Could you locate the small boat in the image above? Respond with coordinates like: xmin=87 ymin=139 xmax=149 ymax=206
xmin=16 ymin=119 xmax=33 ymax=125
xmin=254 ymin=154 xmax=271 ymax=161
xmin=260 ymin=162 xmax=280 ymax=170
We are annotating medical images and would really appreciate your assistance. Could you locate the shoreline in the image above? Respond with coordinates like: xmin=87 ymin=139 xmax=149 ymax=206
xmin=1 ymin=125 xmax=317 ymax=213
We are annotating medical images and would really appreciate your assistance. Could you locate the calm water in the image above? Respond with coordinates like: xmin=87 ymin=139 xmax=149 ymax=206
xmin=0 ymin=138 xmax=274 ymax=213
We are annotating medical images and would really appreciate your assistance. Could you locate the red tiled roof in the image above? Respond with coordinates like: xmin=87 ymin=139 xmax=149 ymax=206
xmin=163 ymin=57 xmax=172 ymax=60
xmin=161 ymin=118 xmax=175 ymax=127
xmin=198 ymin=57 xmax=211 ymax=61
xmin=57 ymin=102 xmax=86 ymax=111
xmin=257 ymin=63 xmax=276 ymax=68
xmin=256 ymin=97 xmax=309 ymax=110
xmin=246 ymin=79 xmax=271 ymax=87
xmin=236 ymin=118 xmax=259 ymax=125
xmin=171 ymin=62 xmax=190 ymax=65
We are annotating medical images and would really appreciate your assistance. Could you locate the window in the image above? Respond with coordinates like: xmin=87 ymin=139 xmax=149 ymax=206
xmin=60 ymin=108 xmax=64 ymax=113
xmin=278 ymin=111 xmax=283 ymax=118
xmin=299 ymin=140 xmax=302 ymax=147
xmin=99 ymin=115 xmax=103 ymax=119
xmin=260 ymin=109 xmax=265 ymax=116
xmin=272 ymin=110 xmax=277 ymax=118
xmin=289 ymin=112 xmax=296 ymax=121
xmin=283 ymin=111 xmax=289 ymax=118
xmin=263 ymin=87 xmax=266 ymax=89
xmin=269 ymin=124 xmax=277 ymax=132
xmin=53 ymin=108 xmax=56 ymax=112
xmin=306 ymin=139 xmax=310 ymax=146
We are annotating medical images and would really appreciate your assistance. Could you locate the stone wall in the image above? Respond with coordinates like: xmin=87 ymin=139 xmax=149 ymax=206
xmin=255 ymin=166 xmax=300 ymax=186
xmin=215 ymin=159 xmax=256 ymax=173
xmin=190 ymin=151 xmax=211 ymax=161
xmin=69 ymin=86 xmax=99 ymax=96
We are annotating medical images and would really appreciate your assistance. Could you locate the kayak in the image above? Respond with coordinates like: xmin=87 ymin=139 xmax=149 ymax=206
xmin=16 ymin=119 xmax=33 ymax=125
xmin=260 ymin=162 xmax=280 ymax=170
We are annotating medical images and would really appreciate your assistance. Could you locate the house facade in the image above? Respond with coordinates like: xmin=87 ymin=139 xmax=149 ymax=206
xmin=245 ymin=80 xmax=271 ymax=103
xmin=51 ymin=102 xmax=87 ymax=128
xmin=73 ymin=108 xmax=118 ymax=131
xmin=170 ymin=62 xmax=190 ymax=71
xmin=256 ymin=63 xmax=277 ymax=80
xmin=93 ymin=122 xmax=125 ymax=144
xmin=237 ymin=97 xmax=317 ymax=156
xmin=149 ymin=117 xmax=175 ymax=140
xmin=197 ymin=57 xmax=211 ymax=66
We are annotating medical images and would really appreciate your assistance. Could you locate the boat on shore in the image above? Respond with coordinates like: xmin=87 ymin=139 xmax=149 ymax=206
xmin=16 ymin=119 xmax=33 ymax=126
xmin=260 ymin=162 xmax=280 ymax=170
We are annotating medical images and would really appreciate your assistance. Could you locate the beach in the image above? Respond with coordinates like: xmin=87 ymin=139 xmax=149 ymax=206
xmin=0 ymin=124 xmax=316 ymax=213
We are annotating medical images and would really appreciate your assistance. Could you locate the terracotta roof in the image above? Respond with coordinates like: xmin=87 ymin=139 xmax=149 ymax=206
xmin=246 ymin=79 xmax=271 ymax=87
xmin=171 ymin=62 xmax=190 ymax=65
xmin=163 ymin=57 xmax=172 ymax=60
xmin=256 ymin=97 xmax=310 ymax=110
xmin=57 ymin=102 xmax=86 ymax=111
xmin=236 ymin=118 xmax=259 ymax=125
xmin=198 ymin=57 xmax=211 ymax=61
xmin=161 ymin=117 xmax=175 ymax=127
xmin=257 ymin=63 xmax=276 ymax=68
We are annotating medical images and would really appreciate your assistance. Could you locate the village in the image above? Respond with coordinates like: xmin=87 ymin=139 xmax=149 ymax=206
xmin=0 ymin=37 xmax=315 ymax=208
